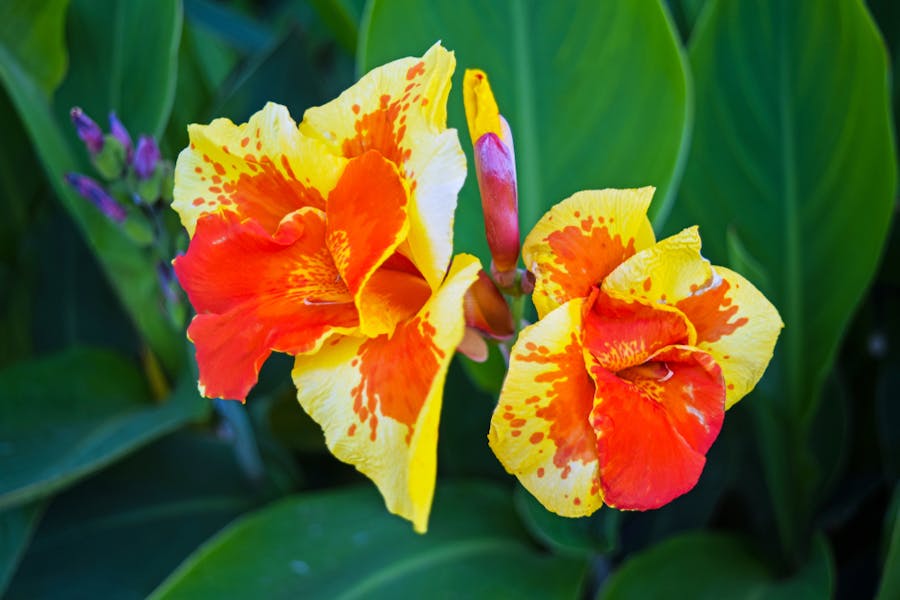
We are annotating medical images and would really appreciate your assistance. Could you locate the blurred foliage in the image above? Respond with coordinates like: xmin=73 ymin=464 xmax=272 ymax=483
xmin=0 ymin=0 xmax=896 ymax=598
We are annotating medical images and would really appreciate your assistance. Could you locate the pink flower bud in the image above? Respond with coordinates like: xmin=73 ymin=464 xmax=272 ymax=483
xmin=474 ymin=132 xmax=519 ymax=274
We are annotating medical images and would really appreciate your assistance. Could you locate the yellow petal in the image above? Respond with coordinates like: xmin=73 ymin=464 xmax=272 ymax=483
xmin=676 ymin=266 xmax=783 ymax=409
xmin=172 ymin=102 xmax=346 ymax=237
xmin=299 ymin=43 xmax=463 ymax=290
xmin=602 ymin=228 xmax=783 ymax=408
xmin=292 ymin=253 xmax=481 ymax=532
xmin=463 ymin=69 xmax=502 ymax=144
xmin=523 ymin=188 xmax=657 ymax=319
xmin=489 ymin=299 xmax=603 ymax=517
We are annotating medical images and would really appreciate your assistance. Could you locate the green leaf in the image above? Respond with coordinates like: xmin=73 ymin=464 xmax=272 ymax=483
xmin=0 ymin=0 xmax=69 ymax=93
xmin=676 ymin=0 xmax=896 ymax=419
xmin=877 ymin=485 xmax=900 ymax=600
xmin=0 ymin=348 xmax=208 ymax=510
xmin=671 ymin=0 xmax=896 ymax=560
xmin=0 ymin=504 xmax=42 ymax=597
xmin=151 ymin=482 xmax=587 ymax=599
xmin=514 ymin=485 xmax=619 ymax=557
xmin=600 ymin=532 xmax=833 ymax=599
xmin=360 ymin=0 xmax=691 ymax=262
xmin=56 ymin=0 xmax=182 ymax=138
xmin=5 ymin=432 xmax=258 ymax=599
xmin=0 ymin=14 xmax=185 ymax=375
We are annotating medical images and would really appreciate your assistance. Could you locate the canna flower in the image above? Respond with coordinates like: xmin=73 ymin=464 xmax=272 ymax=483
xmin=489 ymin=188 xmax=782 ymax=515
xmin=463 ymin=69 xmax=519 ymax=284
xmin=171 ymin=43 xmax=480 ymax=532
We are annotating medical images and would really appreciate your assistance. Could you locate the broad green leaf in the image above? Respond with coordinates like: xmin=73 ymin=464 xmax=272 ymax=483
xmin=675 ymin=0 xmax=896 ymax=421
xmin=0 ymin=19 xmax=185 ymax=375
xmin=0 ymin=504 xmax=42 ymax=597
xmin=56 ymin=0 xmax=182 ymax=138
xmin=878 ymin=486 xmax=900 ymax=600
xmin=600 ymin=532 xmax=833 ymax=599
xmin=673 ymin=0 xmax=896 ymax=560
xmin=514 ymin=486 xmax=619 ymax=557
xmin=361 ymin=0 xmax=691 ymax=262
xmin=0 ymin=0 xmax=69 ymax=93
xmin=151 ymin=482 xmax=587 ymax=599
xmin=0 ymin=348 xmax=207 ymax=510
xmin=5 ymin=433 xmax=258 ymax=600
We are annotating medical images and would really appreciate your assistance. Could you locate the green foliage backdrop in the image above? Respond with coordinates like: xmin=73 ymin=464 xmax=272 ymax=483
xmin=0 ymin=0 xmax=897 ymax=598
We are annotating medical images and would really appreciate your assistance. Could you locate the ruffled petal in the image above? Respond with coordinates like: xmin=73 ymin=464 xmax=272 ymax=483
xmin=300 ymin=43 xmax=464 ymax=289
xmin=174 ymin=209 xmax=358 ymax=401
xmin=489 ymin=299 xmax=603 ymax=517
xmin=292 ymin=253 xmax=481 ymax=532
xmin=325 ymin=151 xmax=412 ymax=336
xmin=589 ymin=346 xmax=725 ymax=510
xmin=172 ymin=102 xmax=346 ymax=237
xmin=602 ymin=228 xmax=783 ymax=408
xmin=583 ymin=289 xmax=694 ymax=372
xmin=523 ymin=188 xmax=657 ymax=319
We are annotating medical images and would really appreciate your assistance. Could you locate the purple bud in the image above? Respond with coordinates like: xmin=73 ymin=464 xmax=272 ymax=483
xmin=64 ymin=173 xmax=127 ymax=223
xmin=156 ymin=262 xmax=179 ymax=304
xmin=70 ymin=107 xmax=104 ymax=155
xmin=134 ymin=135 xmax=161 ymax=179
xmin=108 ymin=112 xmax=133 ymax=162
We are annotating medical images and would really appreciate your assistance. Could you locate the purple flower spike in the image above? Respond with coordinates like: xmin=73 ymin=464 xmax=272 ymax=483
xmin=65 ymin=173 xmax=127 ymax=223
xmin=108 ymin=112 xmax=134 ymax=162
xmin=134 ymin=135 xmax=161 ymax=179
xmin=70 ymin=107 xmax=104 ymax=155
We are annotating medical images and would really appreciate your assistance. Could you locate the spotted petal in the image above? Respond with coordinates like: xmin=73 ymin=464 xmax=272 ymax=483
xmin=489 ymin=299 xmax=602 ymax=517
xmin=602 ymin=228 xmax=783 ymax=408
xmin=299 ymin=42 xmax=464 ymax=289
xmin=325 ymin=151 xmax=413 ymax=336
xmin=291 ymin=254 xmax=481 ymax=532
xmin=172 ymin=102 xmax=346 ymax=237
xmin=174 ymin=209 xmax=359 ymax=401
xmin=589 ymin=346 xmax=725 ymax=510
xmin=523 ymin=188 xmax=657 ymax=319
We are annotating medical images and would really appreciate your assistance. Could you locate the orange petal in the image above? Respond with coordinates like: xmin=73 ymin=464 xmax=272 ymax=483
xmin=583 ymin=289 xmax=694 ymax=372
xmin=174 ymin=209 xmax=358 ymax=401
xmin=292 ymin=253 xmax=481 ymax=532
xmin=325 ymin=151 xmax=415 ymax=336
xmin=589 ymin=346 xmax=725 ymax=510
xmin=300 ymin=43 xmax=463 ymax=289
xmin=172 ymin=102 xmax=345 ymax=237
xmin=522 ymin=188 xmax=657 ymax=319
xmin=489 ymin=299 xmax=603 ymax=517
xmin=603 ymin=228 xmax=783 ymax=408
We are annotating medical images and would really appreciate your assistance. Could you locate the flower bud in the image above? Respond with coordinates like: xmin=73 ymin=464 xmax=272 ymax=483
xmin=64 ymin=173 xmax=126 ymax=222
xmin=134 ymin=135 xmax=161 ymax=179
xmin=474 ymin=132 xmax=519 ymax=275
xmin=464 ymin=269 xmax=515 ymax=340
xmin=108 ymin=112 xmax=133 ymax=163
xmin=464 ymin=69 xmax=520 ymax=276
xmin=70 ymin=107 xmax=104 ymax=155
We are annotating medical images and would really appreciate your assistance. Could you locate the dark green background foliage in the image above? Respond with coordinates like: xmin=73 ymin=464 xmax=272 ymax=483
xmin=0 ymin=1 xmax=897 ymax=597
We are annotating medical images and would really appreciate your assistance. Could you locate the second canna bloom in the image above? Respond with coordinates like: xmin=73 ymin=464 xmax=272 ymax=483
xmin=490 ymin=188 xmax=783 ymax=515
xmin=171 ymin=43 xmax=480 ymax=532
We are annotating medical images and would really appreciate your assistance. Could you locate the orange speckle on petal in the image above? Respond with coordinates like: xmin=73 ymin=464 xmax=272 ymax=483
xmin=406 ymin=61 xmax=425 ymax=80
xmin=241 ymin=137 xmax=250 ymax=148
xmin=643 ymin=277 xmax=652 ymax=292
xmin=529 ymin=432 xmax=544 ymax=444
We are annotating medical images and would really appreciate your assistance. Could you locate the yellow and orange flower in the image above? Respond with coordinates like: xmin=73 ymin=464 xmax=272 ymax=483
xmin=171 ymin=43 xmax=481 ymax=532
xmin=489 ymin=188 xmax=783 ymax=515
